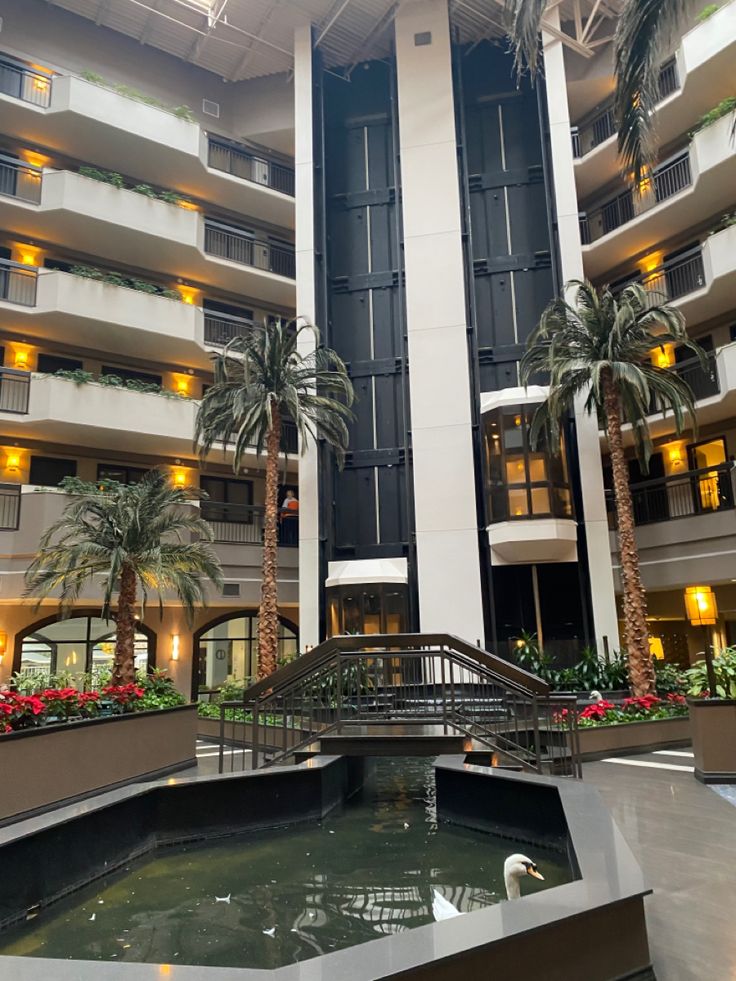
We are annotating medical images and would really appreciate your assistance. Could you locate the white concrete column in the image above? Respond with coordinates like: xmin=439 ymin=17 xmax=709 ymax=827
xmin=542 ymin=12 xmax=621 ymax=652
xmin=394 ymin=0 xmax=485 ymax=642
xmin=294 ymin=23 xmax=320 ymax=649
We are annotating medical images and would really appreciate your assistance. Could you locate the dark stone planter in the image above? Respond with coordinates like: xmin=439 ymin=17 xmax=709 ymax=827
xmin=197 ymin=715 xmax=313 ymax=750
xmin=570 ymin=716 xmax=691 ymax=761
xmin=0 ymin=705 xmax=197 ymax=824
xmin=687 ymin=697 xmax=736 ymax=783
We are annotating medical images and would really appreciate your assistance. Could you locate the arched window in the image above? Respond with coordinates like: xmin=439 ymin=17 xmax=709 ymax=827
xmin=16 ymin=615 xmax=153 ymax=686
xmin=195 ymin=613 xmax=298 ymax=696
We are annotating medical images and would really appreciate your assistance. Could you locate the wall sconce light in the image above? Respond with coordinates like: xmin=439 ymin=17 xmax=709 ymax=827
xmin=19 ymin=252 xmax=37 ymax=267
xmin=14 ymin=351 xmax=29 ymax=370
xmin=5 ymin=453 xmax=20 ymax=473
xmin=668 ymin=446 xmax=683 ymax=469
xmin=514 ymin=415 xmax=522 ymax=427
xmin=0 ymin=632 xmax=7 ymax=664
xmin=175 ymin=377 xmax=190 ymax=395
xmin=173 ymin=469 xmax=187 ymax=487
xmin=170 ymin=634 xmax=180 ymax=661
xmin=33 ymin=76 xmax=49 ymax=92
xmin=653 ymin=343 xmax=675 ymax=369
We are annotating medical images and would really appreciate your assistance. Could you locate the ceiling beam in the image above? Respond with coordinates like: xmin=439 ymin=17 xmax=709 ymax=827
xmin=344 ymin=2 xmax=398 ymax=77
xmin=315 ymin=0 xmax=353 ymax=48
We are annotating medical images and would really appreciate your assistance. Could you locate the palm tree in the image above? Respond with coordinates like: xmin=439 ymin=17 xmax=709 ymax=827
xmin=520 ymin=280 xmax=705 ymax=696
xmin=195 ymin=319 xmax=354 ymax=680
xmin=24 ymin=470 xmax=223 ymax=685
xmin=505 ymin=0 xmax=689 ymax=183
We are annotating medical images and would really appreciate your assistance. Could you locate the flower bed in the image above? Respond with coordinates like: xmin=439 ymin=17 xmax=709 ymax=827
xmin=577 ymin=694 xmax=688 ymax=727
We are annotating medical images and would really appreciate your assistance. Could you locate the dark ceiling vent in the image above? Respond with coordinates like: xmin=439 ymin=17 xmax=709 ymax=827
xmin=222 ymin=582 xmax=240 ymax=597
xmin=202 ymin=98 xmax=220 ymax=118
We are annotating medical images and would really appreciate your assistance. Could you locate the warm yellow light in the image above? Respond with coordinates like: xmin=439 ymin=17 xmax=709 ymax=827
xmin=65 ymin=650 xmax=78 ymax=667
xmin=173 ymin=469 xmax=187 ymax=486
xmin=33 ymin=76 xmax=49 ymax=92
xmin=22 ymin=150 xmax=50 ymax=169
xmin=668 ymin=446 xmax=683 ymax=468
xmin=515 ymin=638 xmax=525 ymax=649
xmin=171 ymin=634 xmax=180 ymax=661
xmin=684 ymin=585 xmax=718 ymax=626
xmin=5 ymin=453 xmax=21 ymax=473
xmin=177 ymin=199 xmax=198 ymax=211
xmin=175 ymin=376 xmax=190 ymax=395
xmin=13 ymin=351 xmax=29 ymax=370
xmin=177 ymin=286 xmax=199 ymax=305
xmin=653 ymin=343 xmax=675 ymax=369
xmin=514 ymin=415 xmax=522 ymax=427
xmin=0 ymin=632 xmax=7 ymax=659
xmin=648 ymin=636 xmax=664 ymax=660
xmin=20 ymin=253 xmax=36 ymax=266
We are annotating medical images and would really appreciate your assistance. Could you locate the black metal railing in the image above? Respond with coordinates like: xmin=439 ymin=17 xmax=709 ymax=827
xmin=217 ymin=633 xmax=581 ymax=778
xmin=203 ymin=309 xmax=256 ymax=346
xmin=580 ymin=151 xmax=691 ymax=243
xmin=674 ymin=353 xmax=720 ymax=401
xmin=204 ymin=219 xmax=296 ymax=279
xmin=0 ymin=154 xmax=43 ymax=203
xmin=0 ymin=258 xmax=38 ymax=307
xmin=606 ymin=463 xmax=735 ymax=528
xmin=572 ymin=60 xmax=680 ymax=158
xmin=202 ymin=501 xmax=299 ymax=546
xmin=0 ymin=56 xmax=52 ymax=107
xmin=207 ymin=137 xmax=295 ymax=196
xmin=643 ymin=246 xmax=706 ymax=303
xmin=0 ymin=366 xmax=31 ymax=413
xmin=0 ymin=483 xmax=21 ymax=530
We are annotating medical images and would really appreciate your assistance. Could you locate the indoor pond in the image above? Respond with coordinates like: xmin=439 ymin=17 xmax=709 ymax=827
xmin=0 ymin=760 xmax=572 ymax=969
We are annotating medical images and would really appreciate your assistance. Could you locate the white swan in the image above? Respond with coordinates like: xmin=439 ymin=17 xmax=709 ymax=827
xmin=432 ymin=853 xmax=544 ymax=920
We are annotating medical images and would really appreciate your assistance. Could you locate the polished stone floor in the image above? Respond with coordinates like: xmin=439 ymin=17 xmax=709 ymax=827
xmin=584 ymin=749 xmax=736 ymax=980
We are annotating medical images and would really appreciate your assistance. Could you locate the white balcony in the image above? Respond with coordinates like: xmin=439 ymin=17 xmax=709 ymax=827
xmin=487 ymin=518 xmax=578 ymax=565
xmin=0 ymin=73 xmax=294 ymax=229
xmin=0 ymin=170 xmax=296 ymax=307
xmin=675 ymin=224 xmax=736 ymax=326
xmin=581 ymin=114 xmax=736 ymax=279
xmin=0 ymin=269 xmax=211 ymax=370
xmin=573 ymin=1 xmax=736 ymax=198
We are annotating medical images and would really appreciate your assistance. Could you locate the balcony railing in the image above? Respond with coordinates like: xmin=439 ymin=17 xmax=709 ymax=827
xmin=580 ymin=151 xmax=692 ymax=243
xmin=0 ymin=366 xmax=31 ymax=413
xmin=204 ymin=220 xmax=296 ymax=279
xmin=572 ymin=58 xmax=680 ymax=159
xmin=201 ymin=501 xmax=298 ymax=546
xmin=606 ymin=463 xmax=735 ymax=528
xmin=673 ymin=353 xmax=719 ymax=401
xmin=0 ymin=154 xmax=43 ymax=203
xmin=0 ymin=56 xmax=52 ymax=107
xmin=0 ymin=258 xmax=38 ymax=306
xmin=0 ymin=483 xmax=21 ymax=530
xmin=207 ymin=137 xmax=295 ymax=196
xmin=203 ymin=309 xmax=256 ymax=347
xmin=613 ymin=245 xmax=706 ymax=305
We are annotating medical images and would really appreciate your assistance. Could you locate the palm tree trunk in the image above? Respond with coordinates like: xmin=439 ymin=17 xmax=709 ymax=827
xmin=258 ymin=404 xmax=281 ymax=679
xmin=113 ymin=562 xmax=138 ymax=685
xmin=602 ymin=373 xmax=656 ymax=697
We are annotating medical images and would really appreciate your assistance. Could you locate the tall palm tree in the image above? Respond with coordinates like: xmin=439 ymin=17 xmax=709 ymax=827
xmin=505 ymin=0 xmax=689 ymax=183
xmin=24 ymin=470 xmax=223 ymax=685
xmin=520 ymin=280 xmax=705 ymax=696
xmin=195 ymin=319 xmax=354 ymax=680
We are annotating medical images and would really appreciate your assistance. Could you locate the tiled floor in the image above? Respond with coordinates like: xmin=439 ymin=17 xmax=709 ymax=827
xmin=584 ymin=749 xmax=736 ymax=980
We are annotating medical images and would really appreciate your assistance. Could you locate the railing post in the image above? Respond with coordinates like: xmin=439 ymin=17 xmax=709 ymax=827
xmin=532 ymin=696 xmax=542 ymax=774
xmin=252 ymin=698 xmax=261 ymax=769
xmin=335 ymin=654 xmax=342 ymax=726
xmin=218 ymin=703 xmax=225 ymax=774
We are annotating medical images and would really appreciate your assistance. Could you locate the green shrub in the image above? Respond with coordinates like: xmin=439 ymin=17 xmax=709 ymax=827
xmin=79 ymin=166 xmax=125 ymax=188
xmin=691 ymin=96 xmax=736 ymax=134
xmin=696 ymin=4 xmax=719 ymax=21
xmin=135 ymin=669 xmax=186 ymax=710
xmin=131 ymin=183 xmax=158 ymax=198
xmin=653 ymin=660 xmax=689 ymax=696
xmin=684 ymin=646 xmax=736 ymax=698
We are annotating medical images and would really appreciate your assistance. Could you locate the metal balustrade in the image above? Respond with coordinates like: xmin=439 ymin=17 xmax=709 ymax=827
xmin=204 ymin=219 xmax=296 ymax=278
xmin=674 ymin=353 xmax=720 ymax=401
xmin=580 ymin=151 xmax=691 ymax=243
xmin=0 ymin=56 xmax=52 ymax=107
xmin=643 ymin=247 xmax=706 ymax=303
xmin=203 ymin=310 xmax=256 ymax=346
xmin=0 ymin=366 xmax=31 ymax=413
xmin=606 ymin=463 xmax=735 ymax=528
xmin=0 ymin=259 xmax=38 ymax=307
xmin=217 ymin=634 xmax=581 ymax=777
xmin=572 ymin=60 xmax=680 ymax=158
xmin=0 ymin=483 xmax=21 ymax=530
xmin=0 ymin=154 xmax=43 ymax=203
xmin=207 ymin=137 xmax=295 ymax=196
xmin=201 ymin=501 xmax=298 ymax=546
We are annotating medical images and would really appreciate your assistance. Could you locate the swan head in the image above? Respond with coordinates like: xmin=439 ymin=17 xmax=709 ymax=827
xmin=590 ymin=690 xmax=604 ymax=702
xmin=504 ymin=853 xmax=544 ymax=883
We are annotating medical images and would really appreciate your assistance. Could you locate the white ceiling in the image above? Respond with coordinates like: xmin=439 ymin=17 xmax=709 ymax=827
xmin=42 ymin=0 xmax=621 ymax=82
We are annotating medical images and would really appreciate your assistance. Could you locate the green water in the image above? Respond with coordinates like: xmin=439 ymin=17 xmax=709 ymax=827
xmin=0 ymin=760 xmax=571 ymax=969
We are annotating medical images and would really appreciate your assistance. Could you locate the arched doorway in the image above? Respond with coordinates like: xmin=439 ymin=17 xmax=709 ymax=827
xmin=13 ymin=613 xmax=155 ymax=686
xmin=193 ymin=612 xmax=298 ymax=699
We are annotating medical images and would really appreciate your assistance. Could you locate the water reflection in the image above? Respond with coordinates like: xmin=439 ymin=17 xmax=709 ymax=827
xmin=0 ymin=760 xmax=570 ymax=969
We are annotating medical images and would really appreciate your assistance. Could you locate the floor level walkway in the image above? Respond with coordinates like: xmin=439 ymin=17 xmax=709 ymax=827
xmin=584 ymin=749 xmax=736 ymax=980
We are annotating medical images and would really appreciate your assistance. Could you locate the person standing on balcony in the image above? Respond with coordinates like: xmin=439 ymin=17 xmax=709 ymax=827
xmin=280 ymin=489 xmax=299 ymax=545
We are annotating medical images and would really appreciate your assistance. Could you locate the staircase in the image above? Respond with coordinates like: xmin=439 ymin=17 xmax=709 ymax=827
xmin=216 ymin=633 xmax=581 ymax=777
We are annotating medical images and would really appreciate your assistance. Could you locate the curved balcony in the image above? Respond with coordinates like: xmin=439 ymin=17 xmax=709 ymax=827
xmin=573 ymin=2 xmax=736 ymax=198
xmin=0 ymin=67 xmax=294 ymax=228
xmin=0 ymin=168 xmax=296 ymax=306
xmin=580 ymin=114 xmax=736 ymax=278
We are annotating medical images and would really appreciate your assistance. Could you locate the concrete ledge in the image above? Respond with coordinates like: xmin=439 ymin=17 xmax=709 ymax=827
xmin=0 ymin=704 xmax=197 ymax=824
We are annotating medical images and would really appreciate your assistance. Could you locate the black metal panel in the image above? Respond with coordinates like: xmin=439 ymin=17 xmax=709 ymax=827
xmin=319 ymin=60 xmax=414 ymax=569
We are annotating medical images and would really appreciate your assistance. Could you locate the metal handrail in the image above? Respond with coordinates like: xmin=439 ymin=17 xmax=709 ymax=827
xmin=0 ymin=483 xmax=21 ymax=530
xmin=0 ymin=257 xmax=38 ymax=307
xmin=0 ymin=365 xmax=31 ymax=413
xmin=207 ymin=136 xmax=295 ymax=196
xmin=203 ymin=309 xmax=256 ymax=346
xmin=204 ymin=219 xmax=296 ymax=278
xmin=0 ymin=55 xmax=52 ymax=107
xmin=0 ymin=154 xmax=43 ymax=203
xmin=201 ymin=500 xmax=298 ymax=545
xmin=606 ymin=462 xmax=735 ymax=528
xmin=613 ymin=245 xmax=706 ymax=305
xmin=223 ymin=636 xmax=580 ymax=777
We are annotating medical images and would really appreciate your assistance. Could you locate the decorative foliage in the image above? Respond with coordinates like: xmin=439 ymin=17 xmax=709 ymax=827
xmin=51 ymin=368 xmax=191 ymax=400
xmin=513 ymin=632 xmax=630 ymax=691
xmin=68 ymin=263 xmax=181 ymax=300
xmin=78 ymin=166 xmax=192 ymax=207
xmin=554 ymin=693 xmax=688 ymax=729
xmin=695 ymin=4 xmax=720 ymax=22
xmin=79 ymin=70 xmax=196 ymax=121
xmin=684 ymin=646 xmax=736 ymax=698
xmin=691 ymin=97 xmax=736 ymax=135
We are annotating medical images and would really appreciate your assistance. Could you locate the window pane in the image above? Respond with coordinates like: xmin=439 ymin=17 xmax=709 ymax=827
xmin=505 ymin=455 xmax=527 ymax=484
xmin=508 ymin=488 xmax=528 ymax=517
xmin=530 ymin=487 xmax=551 ymax=514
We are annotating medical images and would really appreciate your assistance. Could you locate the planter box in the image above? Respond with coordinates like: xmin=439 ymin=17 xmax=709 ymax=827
xmin=0 ymin=705 xmax=197 ymax=824
xmin=569 ymin=716 xmax=691 ymax=761
xmin=687 ymin=697 xmax=736 ymax=783
xmin=197 ymin=715 xmax=313 ymax=751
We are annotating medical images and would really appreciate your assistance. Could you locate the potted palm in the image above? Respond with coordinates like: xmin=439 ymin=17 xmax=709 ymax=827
xmin=685 ymin=647 xmax=736 ymax=783
xmin=521 ymin=281 xmax=705 ymax=696
xmin=195 ymin=318 xmax=354 ymax=680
